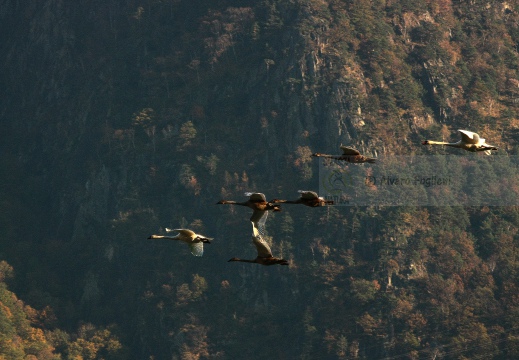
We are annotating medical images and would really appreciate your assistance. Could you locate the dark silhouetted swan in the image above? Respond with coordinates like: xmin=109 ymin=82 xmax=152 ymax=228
xmin=217 ymin=192 xmax=281 ymax=223
xmin=228 ymin=221 xmax=289 ymax=266
xmin=272 ymin=190 xmax=334 ymax=207
xmin=312 ymin=146 xmax=376 ymax=163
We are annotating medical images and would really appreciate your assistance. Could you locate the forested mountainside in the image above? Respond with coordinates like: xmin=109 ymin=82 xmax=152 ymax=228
xmin=2 ymin=0 xmax=519 ymax=358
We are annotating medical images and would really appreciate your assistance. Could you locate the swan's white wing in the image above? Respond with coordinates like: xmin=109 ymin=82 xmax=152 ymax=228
xmin=298 ymin=190 xmax=319 ymax=200
xmin=245 ymin=192 xmax=267 ymax=202
xmin=250 ymin=209 xmax=266 ymax=224
xmin=188 ymin=242 xmax=204 ymax=257
xmin=479 ymin=137 xmax=492 ymax=146
xmin=458 ymin=130 xmax=479 ymax=144
xmin=250 ymin=210 xmax=268 ymax=236
xmin=251 ymin=223 xmax=272 ymax=258
xmin=172 ymin=229 xmax=196 ymax=237
xmin=340 ymin=146 xmax=361 ymax=155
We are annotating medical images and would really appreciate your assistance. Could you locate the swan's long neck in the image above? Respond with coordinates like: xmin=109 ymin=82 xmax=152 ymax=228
xmin=273 ymin=199 xmax=299 ymax=204
xmin=148 ymin=235 xmax=179 ymax=240
xmin=426 ymin=140 xmax=461 ymax=147
xmin=228 ymin=258 xmax=255 ymax=263
xmin=312 ymin=153 xmax=335 ymax=158
xmin=220 ymin=200 xmax=248 ymax=206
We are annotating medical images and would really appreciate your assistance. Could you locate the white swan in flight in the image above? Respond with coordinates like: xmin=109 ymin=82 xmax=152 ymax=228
xmin=422 ymin=130 xmax=498 ymax=155
xmin=147 ymin=228 xmax=212 ymax=257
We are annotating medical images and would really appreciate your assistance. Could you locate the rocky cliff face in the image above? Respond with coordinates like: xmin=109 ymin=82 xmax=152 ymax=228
xmin=2 ymin=1 xmax=519 ymax=359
